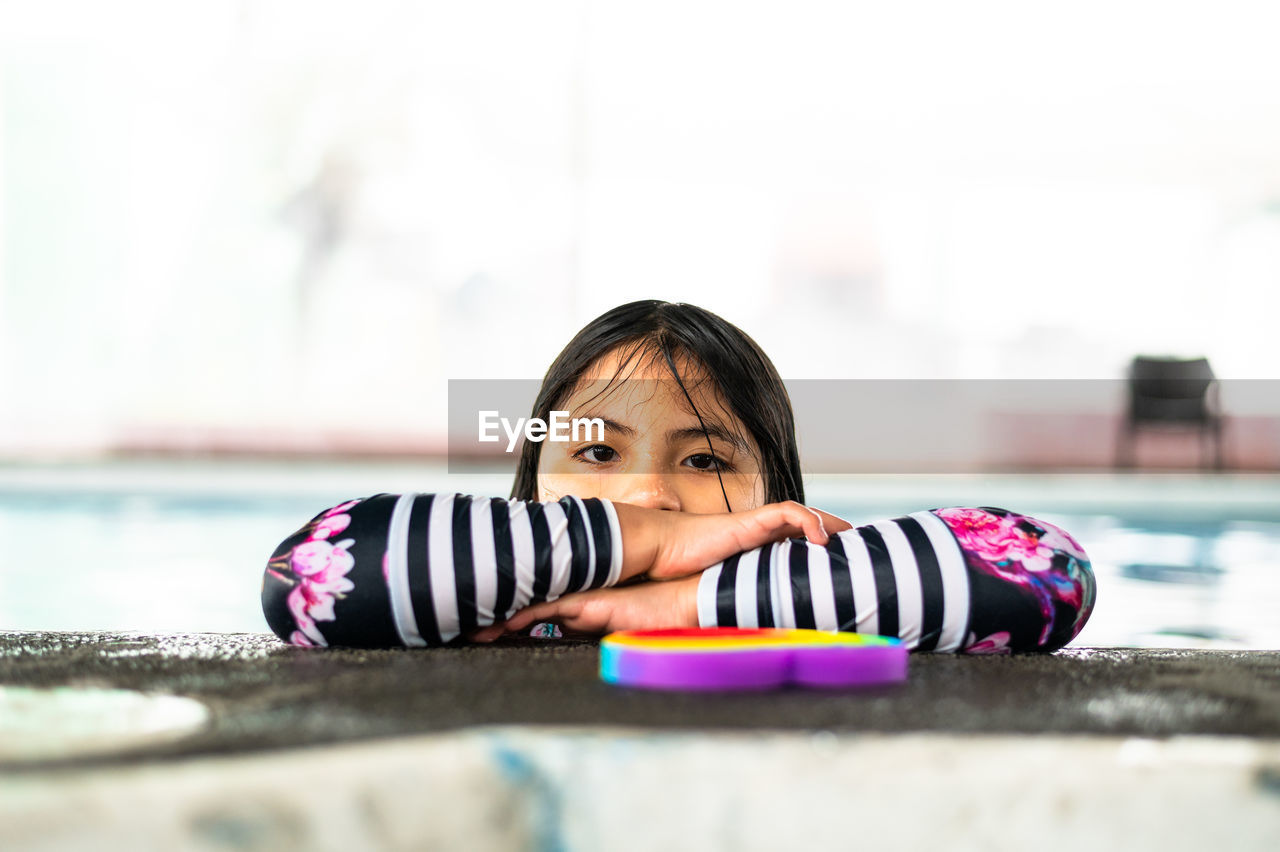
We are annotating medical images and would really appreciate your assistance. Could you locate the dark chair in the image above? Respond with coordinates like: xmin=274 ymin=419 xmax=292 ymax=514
xmin=1116 ymin=356 xmax=1224 ymax=469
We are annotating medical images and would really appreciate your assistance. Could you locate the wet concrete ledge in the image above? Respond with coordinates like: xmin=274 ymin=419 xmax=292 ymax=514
xmin=3 ymin=631 xmax=1279 ymax=769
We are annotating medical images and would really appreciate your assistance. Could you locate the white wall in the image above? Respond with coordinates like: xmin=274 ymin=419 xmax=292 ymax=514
xmin=2 ymin=1 xmax=1279 ymax=457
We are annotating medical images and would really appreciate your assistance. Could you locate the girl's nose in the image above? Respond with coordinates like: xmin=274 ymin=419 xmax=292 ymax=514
xmin=612 ymin=473 xmax=682 ymax=512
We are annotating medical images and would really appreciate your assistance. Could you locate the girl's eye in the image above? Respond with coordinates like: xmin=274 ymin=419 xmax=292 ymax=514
xmin=685 ymin=453 xmax=733 ymax=473
xmin=574 ymin=444 xmax=618 ymax=464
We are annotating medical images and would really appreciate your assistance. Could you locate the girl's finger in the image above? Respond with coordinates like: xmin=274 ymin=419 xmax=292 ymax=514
xmin=800 ymin=504 xmax=829 ymax=543
xmin=810 ymin=506 xmax=853 ymax=534
xmin=503 ymin=599 xmax=566 ymax=633
xmin=764 ymin=501 xmax=828 ymax=545
xmin=466 ymin=622 xmax=507 ymax=643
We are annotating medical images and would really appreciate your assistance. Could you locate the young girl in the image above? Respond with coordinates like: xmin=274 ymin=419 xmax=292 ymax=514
xmin=262 ymin=300 xmax=1095 ymax=654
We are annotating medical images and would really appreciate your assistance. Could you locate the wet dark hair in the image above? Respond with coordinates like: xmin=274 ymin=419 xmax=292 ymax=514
xmin=510 ymin=300 xmax=804 ymax=509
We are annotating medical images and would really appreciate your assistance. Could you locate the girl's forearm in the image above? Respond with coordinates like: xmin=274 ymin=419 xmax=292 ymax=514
xmin=694 ymin=506 xmax=1096 ymax=654
xmin=262 ymin=492 xmax=627 ymax=648
xmin=262 ymin=492 xmax=831 ymax=649
xmin=262 ymin=494 xmax=1095 ymax=655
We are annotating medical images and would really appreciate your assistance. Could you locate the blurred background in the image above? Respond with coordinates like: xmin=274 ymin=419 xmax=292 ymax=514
xmin=1 ymin=0 xmax=1278 ymax=646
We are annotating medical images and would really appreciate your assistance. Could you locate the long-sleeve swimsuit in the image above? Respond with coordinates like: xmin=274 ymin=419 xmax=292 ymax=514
xmin=262 ymin=493 xmax=1096 ymax=654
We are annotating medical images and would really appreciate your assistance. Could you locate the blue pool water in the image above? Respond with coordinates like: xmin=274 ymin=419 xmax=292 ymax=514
xmin=2 ymin=463 xmax=1278 ymax=649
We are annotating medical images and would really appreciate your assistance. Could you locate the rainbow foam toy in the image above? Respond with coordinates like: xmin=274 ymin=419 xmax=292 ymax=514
xmin=600 ymin=627 xmax=908 ymax=691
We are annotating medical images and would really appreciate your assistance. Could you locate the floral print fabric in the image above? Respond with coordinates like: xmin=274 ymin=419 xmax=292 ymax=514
xmin=934 ymin=506 xmax=1096 ymax=654
xmin=263 ymin=494 xmax=407 ymax=649
xmin=264 ymin=499 xmax=360 ymax=647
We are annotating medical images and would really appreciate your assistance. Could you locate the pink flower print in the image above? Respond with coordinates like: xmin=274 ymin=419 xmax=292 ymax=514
xmin=287 ymin=584 xmax=328 ymax=645
xmin=290 ymin=629 xmax=318 ymax=647
xmin=935 ymin=508 xmax=1055 ymax=572
xmin=285 ymin=537 xmax=356 ymax=647
xmin=936 ymin=507 xmax=1095 ymax=649
xmin=309 ymin=513 xmax=351 ymax=540
xmin=530 ymin=622 xmax=563 ymax=638
xmin=964 ymin=631 xmax=1012 ymax=655
xmin=1009 ymin=539 xmax=1055 ymax=573
xmin=291 ymin=539 xmax=355 ymax=584
xmin=937 ymin=507 xmax=1004 ymax=535
xmin=325 ymin=500 xmax=360 ymax=517
xmin=1037 ymin=521 xmax=1088 ymax=562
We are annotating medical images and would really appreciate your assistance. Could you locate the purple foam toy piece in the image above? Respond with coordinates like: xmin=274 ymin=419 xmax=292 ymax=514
xmin=600 ymin=627 xmax=908 ymax=691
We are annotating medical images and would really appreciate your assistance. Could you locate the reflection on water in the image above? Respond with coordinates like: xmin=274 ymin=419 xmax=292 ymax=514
xmin=1049 ymin=514 xmax=1280 ymax=650
xmin=1 ymin=488 xmax=1278 ymax=650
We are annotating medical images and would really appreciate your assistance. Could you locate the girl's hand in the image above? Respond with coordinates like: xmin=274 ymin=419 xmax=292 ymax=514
xmin=464 ymin=501 xmax=853 ymax=642
xmin=615 ymin=500 xmax=850 ymax=582
xmin=468 ymin=574 xmax=701 ymax=641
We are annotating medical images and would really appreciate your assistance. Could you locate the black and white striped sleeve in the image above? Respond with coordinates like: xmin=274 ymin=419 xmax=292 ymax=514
xmin=262 ymin=492 xmax=624 ymax=648
xmin=694 ymin=507 xmax=1096 ymax=654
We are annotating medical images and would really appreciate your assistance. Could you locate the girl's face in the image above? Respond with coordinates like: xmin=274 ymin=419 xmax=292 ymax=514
xmin=536 ymin=348 xmax=766 ymax=513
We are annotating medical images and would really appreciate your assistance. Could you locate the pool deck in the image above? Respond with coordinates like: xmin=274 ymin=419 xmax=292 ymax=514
xmin=3 ymin=632 xmax=1279 ymax=850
